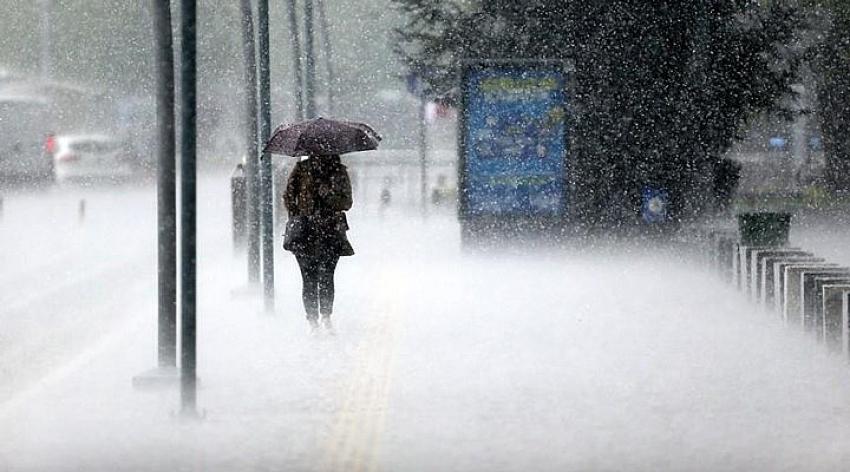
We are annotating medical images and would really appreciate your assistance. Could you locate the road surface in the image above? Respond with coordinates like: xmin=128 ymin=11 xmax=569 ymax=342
xmin=2 ymin=174 xmax=850 ymax=471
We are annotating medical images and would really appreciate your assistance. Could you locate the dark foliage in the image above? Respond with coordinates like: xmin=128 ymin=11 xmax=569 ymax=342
xmin=392 ymin=0 xmax=803 ymax=227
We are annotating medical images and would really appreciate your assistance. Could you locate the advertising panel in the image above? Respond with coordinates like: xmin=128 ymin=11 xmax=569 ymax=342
xmin=460 ymin=64 xmax=568 ymax=218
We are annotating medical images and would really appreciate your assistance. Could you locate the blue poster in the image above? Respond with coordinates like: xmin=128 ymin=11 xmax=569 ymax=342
xmin=463 ymin=67 xmax=567 ymax=216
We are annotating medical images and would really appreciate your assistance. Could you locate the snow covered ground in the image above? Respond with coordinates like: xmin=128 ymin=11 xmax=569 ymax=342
xmin=3 ymin=173 xmax=850 ymax=471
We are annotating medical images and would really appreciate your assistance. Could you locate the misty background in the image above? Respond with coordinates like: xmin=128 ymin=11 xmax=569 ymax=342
xmin=0 ymin=0 xmax=419 ymax=161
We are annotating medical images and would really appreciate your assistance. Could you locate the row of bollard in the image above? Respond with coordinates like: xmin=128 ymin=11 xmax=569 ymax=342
xmin=699 ymin=213 xmax=850 ymax=360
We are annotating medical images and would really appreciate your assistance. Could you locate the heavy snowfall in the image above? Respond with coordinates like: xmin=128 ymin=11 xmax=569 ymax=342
xmin=2 ymin=1 xmax=850 ymax=471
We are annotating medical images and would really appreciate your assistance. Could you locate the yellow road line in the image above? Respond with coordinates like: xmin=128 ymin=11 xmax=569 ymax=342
xmin=366 ymin=309 xmax=402 ymax=472
xmin=322 ymin=270 xmax=406 ymax=472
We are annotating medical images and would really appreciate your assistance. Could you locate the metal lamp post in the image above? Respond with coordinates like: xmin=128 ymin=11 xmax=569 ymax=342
xmin=258 ymin=0 xmax=275 ymax=311
xmin=179 ymin=0 xmax=199 ymax=418
xmin=316 ymin=0 xmax=335 ymax=116
xmin=131 ymin=0 xmax=179 ymax=390
xmin=304 ymin=0 xmax=316 ymax=118
xmin=286 ymin=0 xmax=305 ymax=121
xmin=153 ymin=0 xmax=177 ymax=370
xmin=240 ymin=0 xmax=261 ymax=284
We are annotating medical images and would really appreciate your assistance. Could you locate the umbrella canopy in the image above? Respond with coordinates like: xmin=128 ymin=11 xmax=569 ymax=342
xmin=263 ymin=117 xmax=381 ymax=157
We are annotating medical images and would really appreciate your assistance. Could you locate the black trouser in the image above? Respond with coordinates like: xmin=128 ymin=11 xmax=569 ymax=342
xmin=295 ymin=254 xmax=340 ymax=320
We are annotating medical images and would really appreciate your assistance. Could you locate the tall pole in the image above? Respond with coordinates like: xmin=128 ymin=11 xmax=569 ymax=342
xmin=316 ymin=0 xmax=335 ymax=116
xmin=39 ymin=0 xmax=52 ymax=80
xmin=153 ymin=0 xmax=177 ymax=368
xmin=179 ymin=0 xmax=198 ymax=417
xmin=304 ymin=0 xmax=316 ymax=118
xmin=286 ymin=0 xmax=304 ymax=121
xmin=240 ymin=0 xmax=261 ymax=284
xmin=419 ymin=96 xmax=428 ymax=216
xmin=257 ymin=0 xmax=275 ymax=311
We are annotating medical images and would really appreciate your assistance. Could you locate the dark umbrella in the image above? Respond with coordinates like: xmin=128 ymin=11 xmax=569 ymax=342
xmin=263 ymin=117 xmax=381 ymax=156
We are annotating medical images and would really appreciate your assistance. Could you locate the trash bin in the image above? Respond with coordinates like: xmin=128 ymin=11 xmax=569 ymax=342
xmin=737 ymin=212 xmax=791 ymax=247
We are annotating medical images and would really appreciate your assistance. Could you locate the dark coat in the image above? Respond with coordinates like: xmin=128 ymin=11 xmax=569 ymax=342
xmin=283 ymin=155 xmax=354 ymax=257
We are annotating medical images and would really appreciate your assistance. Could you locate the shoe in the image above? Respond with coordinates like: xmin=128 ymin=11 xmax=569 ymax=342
xmin=308 ymin=318 xmax=320 ymax=335
xmin=321 ymin=316 xmax=335 ymax=336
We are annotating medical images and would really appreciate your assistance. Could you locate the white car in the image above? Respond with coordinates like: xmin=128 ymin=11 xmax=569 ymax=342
xmin=52 ymin=134 xmax=135 ymax=184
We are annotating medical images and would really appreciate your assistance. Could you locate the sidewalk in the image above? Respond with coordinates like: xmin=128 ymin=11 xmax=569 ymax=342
xmin=5 ymin=194 xmax=850 ymax=470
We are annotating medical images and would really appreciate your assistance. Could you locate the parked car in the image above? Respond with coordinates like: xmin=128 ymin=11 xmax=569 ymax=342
xmin=0 ymin=95 xmax=55 ymax=186
xmin=52 ymin=134 xmax=135 ymax=184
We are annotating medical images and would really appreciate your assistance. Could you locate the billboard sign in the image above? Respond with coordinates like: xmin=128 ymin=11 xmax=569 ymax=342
xmin=460 ymin=63 xmax=568 ymax=218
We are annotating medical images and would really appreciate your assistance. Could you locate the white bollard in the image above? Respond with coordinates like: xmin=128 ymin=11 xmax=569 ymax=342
xmin=783 ymin=264 xmax=839 ymax=326
xmin=749 ymin=249 xmax=807 ymax=302
xmin=738 ymin=246 xmax=773 ymax=296
xmin=763 ymin=256 xmax=822 ymax=309
xmin=800 ymin=270 xmax=850 ymax=336
xmin=820 ymin=283 xmax=850 ymax=351
xmin=774 ymin=261 xmax=828 ymax=316
xmin=813 ymin=277 xmax=850 ymax=336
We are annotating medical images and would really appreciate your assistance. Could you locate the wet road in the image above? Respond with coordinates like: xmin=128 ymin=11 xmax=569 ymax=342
xmin=3 ymin=175 xmax=850 ymax=471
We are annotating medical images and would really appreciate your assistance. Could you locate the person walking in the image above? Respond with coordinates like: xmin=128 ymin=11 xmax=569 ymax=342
xmin=263 ymin=117 xmax=380 ymax=333
xmin=283 ymin=153 xmax=354 ymax=333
